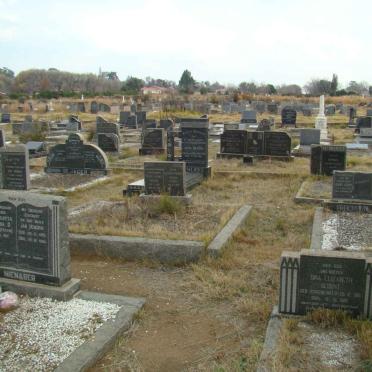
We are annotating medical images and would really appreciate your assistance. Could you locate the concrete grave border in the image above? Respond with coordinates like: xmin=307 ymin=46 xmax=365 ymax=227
xmin=294 ymin=180 xmax=327 ymax=205
xmin=70 ymin=204 xmax=252 ymax=264
xmin=310 ymin=207 xmax=324 ymax=251
xmin=55 ymin=290 xmax=145 ymax=372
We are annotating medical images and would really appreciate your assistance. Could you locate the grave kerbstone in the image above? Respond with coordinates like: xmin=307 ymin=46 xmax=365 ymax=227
xmin=45 ymin=133 xmax=108 ymax=175
xmin=144 ymin=161 xmax=186 ymax=196
xmin=0 ymin=145 xmax=30 ymax=190
xmin=0 ymin=190 xmax=71 ymax=287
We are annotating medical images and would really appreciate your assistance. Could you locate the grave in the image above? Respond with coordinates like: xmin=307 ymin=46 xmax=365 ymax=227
xmin=264 ymin=132 xmax=291 ymax=157
xmin=45 ymin=133 xmax=108 ymax=175
xmin=293 ymin=129 xmax=321 ymax=157
xmin=219 ymin=130 xmax=248 ymax=155
xmin=315 ymin=95 xmax=328 ymax=141
xmin=90 ymin=101 xmax=98 ymax=114
xmin=96 ymin=116 xmax=120 ymax=137
xmin=281 ymin=107 xmax=297 ymax=126
xmin=139 ymin=128 xmax=165 ymax=155
xmin=12 ymin=121 xmax=49 ymax=136
xmin=332 ymin=171 xmax=372 ymax=201
xmin=136 ymin=111 xmax=147 ymax=125
xmin=97 ymin=133 xmax=119 ymax=153
xmin=279 ymin=249 xmax=372 ymax=318
xmin=144 ymin=161 xmax=186 ymax=196
xmin=119 ymin=111 xmax=130 ymax=125
xmin=159 ymin=119 xmax=174 ymax=130
xmin=0 ymin=129 xmax=5 ymax=147
xmin=257 ymin=119 xmax=271 ymax=131
xmin=26 ymin=141 xmax=47 ymax=158
xmin=0 ymin=145 xmax=30 ymax=190
xmin=126 ymin=114 xmax=138 ymax=129
xmin=167 ymin=127 xmax=175 ymax=161
xmin=356 ymin=116 xmax=372 ymax=133
xmin=240 ymin=110 xmax=257 ymax=124
xmin=310 ymin=145 xmax=346 ymax=176
xmin=1 ymin=113 xmax=11 ymax=123
xmin=267 ymin=103 xmax=278 ymax=114
xmin=98 ymin=103 xmax=111 ymax=113
xmin=180 ymin=118 xmax=210 ymax=177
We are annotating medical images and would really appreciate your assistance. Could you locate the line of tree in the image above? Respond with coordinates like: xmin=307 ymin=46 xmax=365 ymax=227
xmin=1 ymin=67 xmax=371 ymax=97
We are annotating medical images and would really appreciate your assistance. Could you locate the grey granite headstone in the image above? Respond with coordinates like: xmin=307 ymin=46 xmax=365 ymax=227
xmin=127 ymin=115 xmax=138 ymax=129
xmin=0 ymin=190 xmax=70 ymax=286
xmin=240 ymin=110 xmax=257 ymax=124
xmin=144 ymin=161 xmax=186 ymax=196
xmin=0 ymin=145 xmax=30 ymax=190
xmin=45 ymin=133 xmax=108 ymax=175
xmin=300 ymin=129 xmax=321 ymax=146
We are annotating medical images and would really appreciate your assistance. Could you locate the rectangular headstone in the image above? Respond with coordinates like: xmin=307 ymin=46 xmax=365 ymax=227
xmin=246 ymin=131 xmax=265 ymax=155
xmin=144 ymin=161 xmax=186 ymax=196
xmin=97 ymin=133 xmax=119 ymax=153
xmin=264 ymin=132 xmax=291 ymax=156
xmin=119 ymin=111 xmax=130 ymax=125
xmin=0 ymin=190 xmax=70 ymax=286
xmin=310 ymin=145 xmax=346 ymax=176
xmin=281 ymin=107 xmax=297 ymax=126
xmin=360 ymin=128 xmax=372 ymax=137
xmin=220 ymin=130 xmax=247 ymax=154
xmin=240 ymin=110 xmax=257 ymax=124
xmin=1 ymin=113 xmax=11 ymax=123
xmin=333 ymin=171 xmax=372 ymax=200
xmin=0 ymin=145 xmax=30 ymax=190
xmin=300 ymin=129 xmax=321 ymax=146
xmin=141 ymin=128 xmax=165 ymax=149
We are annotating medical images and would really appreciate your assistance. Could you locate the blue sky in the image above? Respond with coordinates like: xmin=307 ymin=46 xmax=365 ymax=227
xmin=1 ymin=0 xmax=371 ymax=86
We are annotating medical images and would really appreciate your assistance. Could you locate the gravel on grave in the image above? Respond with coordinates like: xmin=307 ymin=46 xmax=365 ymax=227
xmin=322 ymin=211 xmax=372 ymax=251
xmin=0 ymin=297 xmax=120 ymax=372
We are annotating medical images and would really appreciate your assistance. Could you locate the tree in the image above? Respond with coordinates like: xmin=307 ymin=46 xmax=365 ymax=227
xmin=178 ymin=70 xmax=195 ymax=94
xmin=267 ymin=84 xmax=277 ymax=95
xmin=276 ymin=84 xmax=302 ymax=96
xmin=121 ymin=76 xmax=145 ymax=94
xmin=239 ymin=82 xmax=257 ymax=94
xmin=304 ymin=79 xmax=332 ymax=95
xmin=330 ymin=74 xmax=338 ymax=96
xmin=346 ymin=81 xmax=369 ymax=95
xmin=0 ymin=67 xmax=15 ymax=79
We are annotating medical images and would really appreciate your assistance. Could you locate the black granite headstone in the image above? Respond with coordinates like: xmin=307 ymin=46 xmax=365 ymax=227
xmin=119 ymin=111 xmax=130 ymax=125
xmin=311 ymin=145 xmax=346 ymax=176
xmin=333 ymin=171 xmax=372 ymax=200
xmin=167 ymin=128 xmax=175 ymax=161
xmin=1 ymin=113 xmax=11 ymax=123
xmin=281 ymin=107 xmax=297 ymax=126
xmin=98 ymin=133 xmax=119 ymax=153
xmin=0 ymin=129 xmax=5 ymax=147
xmin=127 ymin=115 xmax=137 ymax=129
xmin=246 ymin=131 xmax=265 ymax=155
xmin=264 ymin=132 xmax=291 ymax=156
xmin=220 ymin=130 xmax=248 ymax=154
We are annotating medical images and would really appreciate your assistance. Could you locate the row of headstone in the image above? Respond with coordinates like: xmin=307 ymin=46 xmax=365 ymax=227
xmin=219 ymin=130 xmax=292 ymax=157
xmin=310 ymin=145 xmax=346 ymax=176
xmin=90 ymin=101 xmax=111 ymax=114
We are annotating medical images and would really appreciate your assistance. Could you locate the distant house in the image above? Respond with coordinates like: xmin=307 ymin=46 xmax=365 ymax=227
xmin=141 ymin=86 xmax=170 ymax=95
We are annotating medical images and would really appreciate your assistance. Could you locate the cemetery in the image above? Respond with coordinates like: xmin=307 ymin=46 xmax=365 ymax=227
xmin=2 ymin=96 xmax=372 ymax=369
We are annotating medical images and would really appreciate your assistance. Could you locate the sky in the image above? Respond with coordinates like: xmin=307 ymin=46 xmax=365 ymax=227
xmin=1 ymin=0 xmax=371 ymax=87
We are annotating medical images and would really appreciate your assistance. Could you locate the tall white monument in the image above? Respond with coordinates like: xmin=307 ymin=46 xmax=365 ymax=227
xmin=315 ymin=95 xmax=328 ymax=140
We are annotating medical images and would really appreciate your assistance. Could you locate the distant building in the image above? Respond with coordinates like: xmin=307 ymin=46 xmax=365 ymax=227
xmin=141 ymin=86 xmax=172 ymax=95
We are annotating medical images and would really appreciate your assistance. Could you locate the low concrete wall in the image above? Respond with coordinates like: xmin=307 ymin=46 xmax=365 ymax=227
xmin=207 ymin=204 xmax=252 ymax=257
xmin=70 ymin=235 xmax=204 ymax=264
xmin=294 ymin=181 xmax=325 ymax=205
xmin=70 ymin=204 xmax=253 ymax=264
xmin=310 ymin=207 xmax=324 ymax=250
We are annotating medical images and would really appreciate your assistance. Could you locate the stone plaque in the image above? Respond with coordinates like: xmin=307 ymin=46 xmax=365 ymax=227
xmin=246 ymin=131 xmax=265 ymax=155
xmin=45 ymin=133 xmax=108 ymax=175
xmin=333 ymin=171 xmax=372 ymax=200
xmin=144 ymin=162 xmax=186 ymax=196
xmin=0 ymin=145 xmax=30 ymax=190
xmin=220 ymin=130 xmax=247 ymax=154
xmin=298 ymin=251 xmax=366 ymax=317
xmin=281 ymin=107 xmax=297 ymax=126
xmin=180 ymin=120 xmax=209 ymax=168
xmin=264 ymin=132 xmax=291 ymax=156
xmin=98 ymin=133 xmax=119 ymax=153
xmin=300 ymin=129 xmax=320 ymax=146
xmin=0 ymin=190 xmax=70 ymax=286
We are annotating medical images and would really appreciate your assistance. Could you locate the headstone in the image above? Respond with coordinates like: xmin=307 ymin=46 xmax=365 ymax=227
xmin=367 ymin=109 xmax=372 ymax=116
xmin=143 ymin=120 xmax=157 ymax=129
xmin=360 ymin=128 xmax=372 ymax=137
xmin=12 ymin=121 xmax=49 ymax=136
xmin=220 ymin=130 xmax=248 ymax=154
xmin=0 ymin=129 xmax=5 ymax=147
xmin=241 ymin=110 xmax=257 ymax=124
xmin=264 ymin=132 xmax=291 ymax=156
xmin=279 ymin=250 xmax=372 ymax=318
xmin=77 ymin=102 xmax=86 ymax=113
xmin=325 ymin=105 xmax=336 ymax=115
xmin=332 ymin=171 xmax=372 ymax=200
xmin=1 ymin=113 xmax=11 ymax=123
xmin=119 ymin=111 xmax=130 ymax=125
xmin=140 ymin=128 xmax=165 ymax=155
xmin=180 ymin=119 xmax=209 ymax=175
xmin=98 ymin=103 xmax=111 ymax=112
xmin=310 ymin=145 xmax=346 ymax=176
xmin=246 ymin=131 xmax=265 ymax=155
xmin=356 ymin=117 xmax=372 ymax=132
xmin=144 ymin=162 xmax=186 ymax=196
xmin=159 ymin=119 xmax=174 ymax=130
xmin=0 ymin=190 xmax=70 ymax=286
xmin=45 ymin=133 xmax=108 ymax=175
xmin=127 ymin=115 xmax=137 ymax=129
xmin=167 ymin=128 xmax=175 ymax=161
xmin=96 ymin=117 xmax=120 ymax=137
xmin=257 ymin=119 xmax=271 ymax=131
xmin=0 ymin=145 xmax=30 ymax=190
xmin=136 ymin=111 xmax=146 ymax=125
xmin=300 ymin=129 xmax=321 ymax=146
xmin=267 ymin=103 xmax=278 ymax=114
xmin=97 ymin=133 xmax=119 ymax=153
xmin=281 ymin=107 xmax=297 ymax=126
xmin=90 ymin=101 xmax=99 ymax=114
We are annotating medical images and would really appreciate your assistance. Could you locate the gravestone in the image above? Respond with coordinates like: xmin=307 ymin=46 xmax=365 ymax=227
xmin=144 ymin=161 xmax=186 ymax=196
xmin=360 ymin=128 xmax=372 ymax=137
xmin=143 ymin=120 xmax=157 ymax=129
xmin=310 ymin=145 xmax=346 ymax=176
xmin=159 ymin=119 xmax=174 ymax=130
xmin=332 ymin=171 xmax=372 ymax=200
xmin=180 ymin=119 xmax=209 ymax=176
xmin=45 ymin=133 xmax=108 ymax=175
xmin=325 ymin=105 xmax=336 ymax=115
xmin=367 ymin=110 xmax=372 ymax=116
xmin=127 ymin=115 xmax=138 ymax=129
xmin=300 ymin=129 xmax=321 ymax=146
xmin=96 ymin=117 xmax=120 ymax=137
xmin=281 ymin=107 xmax=297 ymax=126
xmin=220 ymin=130 xmax=248 ymax=154
xmin=257 ymin=119 xmax=271 ymax=132
xmin=0 ymin=129 xmax=5 ymax=147
xmin=167 ymin=128 xmax=175 ymax=161
xmin=246 ymin=131 xmax=265 ymax=155
xmin=77 ymin=102 xmax=86 ymax=113
xmin=98 ymin=103 xmax=111 ymax=112
xmin=119 ymin=111 xmax=130 ymax=125
xmin=140 ymin=128 xmax=165 ymax=155
xmin=1 ymin=113 xmax=11 ymax=123
xmin=0 ymin=145 xmax=30 ymax=190
xmin=98 ymin=133 xmax=119 ymax=153
xmin=356 ymin=117 xmax=372 ymax=132
xmin=279 ymin=250 xmax=372 ymax=318
xmin=0 ymin=190 xmax=71 ymax=286
xmin=240 ymin=110 xmax=257 ymax=124
xmin=267 ymin=103 xmax=278 ymax=114
xmin=136 ymin=111 xmax=146 ymax=125
xmin=12 ymin=121 xmax=49 ymax=136
xmin=264 ymin=132 xmax=291 ymax=156
xmin=90 ymin=101 xmax=99 ymax=114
